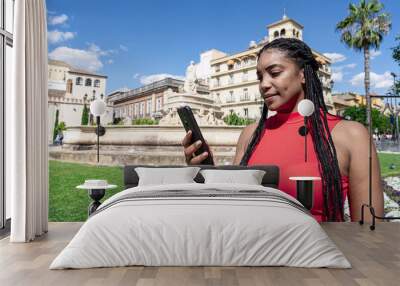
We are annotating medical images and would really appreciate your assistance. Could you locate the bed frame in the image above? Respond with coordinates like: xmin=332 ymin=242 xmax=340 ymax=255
xmin=123 ymin=165 xmax=280 ymax=189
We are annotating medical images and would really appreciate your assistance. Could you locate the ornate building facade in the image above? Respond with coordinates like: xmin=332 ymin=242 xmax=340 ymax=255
xmin=209 ymin=14 xmax=335 ymax=119
xmin=48 ymin=60 xmax=112 ymax=143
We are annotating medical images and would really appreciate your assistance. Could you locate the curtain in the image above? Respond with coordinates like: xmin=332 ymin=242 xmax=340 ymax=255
xmin=9 ymin=0 xmax=48 ymax=242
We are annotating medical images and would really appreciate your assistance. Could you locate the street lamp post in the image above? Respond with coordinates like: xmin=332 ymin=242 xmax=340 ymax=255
xmin=391 ymin=72 xmax=398 ymax=142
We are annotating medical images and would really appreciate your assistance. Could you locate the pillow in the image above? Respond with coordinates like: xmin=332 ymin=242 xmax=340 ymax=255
xmin=135 ymin=167 xmax=201 ymax=186
xmin=200 ymin=169 xmax=266 ymax=185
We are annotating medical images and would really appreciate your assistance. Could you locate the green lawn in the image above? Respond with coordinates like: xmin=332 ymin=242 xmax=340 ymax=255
xmin=49 ymin=160 xmax=124 ymax=222
xmin=378 ymin=153 xmax=400 ymax=178
xmin=49 ymin=154 xmax=400 ymax=221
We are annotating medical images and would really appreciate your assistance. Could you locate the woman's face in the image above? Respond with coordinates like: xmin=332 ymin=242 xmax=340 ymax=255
xmin=256 ymin=49 xmax=305 ymax=112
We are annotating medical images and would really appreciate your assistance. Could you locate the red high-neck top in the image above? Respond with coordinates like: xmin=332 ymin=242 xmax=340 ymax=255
xmin=247 ymin=111 xmax=349 ymax=222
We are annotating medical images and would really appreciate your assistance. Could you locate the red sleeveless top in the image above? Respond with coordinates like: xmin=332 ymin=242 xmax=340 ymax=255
xmin=247 ymin=111 xmax=349 ymax=222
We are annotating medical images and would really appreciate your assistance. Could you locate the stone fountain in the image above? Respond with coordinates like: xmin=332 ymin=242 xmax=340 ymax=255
xmin=50 ymin=62 xmax=244 ymax=166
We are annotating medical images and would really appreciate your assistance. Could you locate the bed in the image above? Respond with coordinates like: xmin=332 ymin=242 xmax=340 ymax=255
xmin=49 ymin=165 xmax=351 ymax=269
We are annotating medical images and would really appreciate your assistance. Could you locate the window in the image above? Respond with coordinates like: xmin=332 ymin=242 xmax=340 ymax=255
xmin=94 ymin=79 xmax=100 ymax=87
xmin=216 ymin=93 xmax=220 ymax=102
xmin=146 ymin=99 xmax=152 ymax=114
xmin=66 ymin=79 xmax=73 ymax=94
xmin=229 ymin=74 xmax=234 ymax=85
xmin=244 ymin=108 xmax=248 ymax=117
xmin=244 ymin=88 xmax=249 ymax=100
xmin=215 ymin=65 xmax=220 ymax=73
xmin=215 ymin=77 xmax=220 ymax=87
xmin=139 ymin=102 xmax=144 ymax=116
xmin=128 ymin=105 xmax=133 ymax=117
xmin=76 ymin=77 xmax=83 ymax=85
xmin=85 ymin=78 xmax=92 ymax=86
xmin=280 ymin=29 xmax=286 ymax=36
xmin=274 ymin=31 xmax=279 ymax=38
xmin=228 ymin=90 xmax=234 ymax=102
xmin=242 ymin=71 xmax=248 ymax=82
xmin=1 ymin=0 xmax=15 ymax=229
xmin=156 ymin=97 xmax=162 ymax=111
xmin=135 ymin=103 xmax=139 ymax=116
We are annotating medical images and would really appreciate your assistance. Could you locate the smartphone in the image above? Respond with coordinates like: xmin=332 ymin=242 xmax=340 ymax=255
xmin=177 ymin=106 xmax=215 ymax=165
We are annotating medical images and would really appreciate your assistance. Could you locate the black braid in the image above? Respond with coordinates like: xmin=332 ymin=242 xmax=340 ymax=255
xmin=240 ymin=38 xmax=344 ymax=221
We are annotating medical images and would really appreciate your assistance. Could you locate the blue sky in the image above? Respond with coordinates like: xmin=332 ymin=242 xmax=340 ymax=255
xmin=46 ymin=0 xmax=400 ymax=95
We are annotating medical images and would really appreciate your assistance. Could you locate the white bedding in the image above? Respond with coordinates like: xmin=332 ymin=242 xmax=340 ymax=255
xmin=50 ymin=183 xmax=351 ymax=269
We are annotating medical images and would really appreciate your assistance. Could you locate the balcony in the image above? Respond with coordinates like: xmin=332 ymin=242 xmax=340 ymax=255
xmin=240 ymin=95 xmax=250 ymax=102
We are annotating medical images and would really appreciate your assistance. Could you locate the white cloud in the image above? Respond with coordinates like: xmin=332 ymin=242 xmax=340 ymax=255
xmin=119 ymin=45 xmax=128 ymax=52
xmin=139 ymin=73 xmax=184 ymax=85
xmin=47 ymin=30 xmax=75 ymax=44
xmin=331 ymin=63 xmax=356 ymax=82
xmin=49 ymin=14 xmax=68 ymax=25
xmin=133 ymin=73 xmax=140 ymax=79
xmin=323 ymin=53 xmax=346 ymax=63
xmin=350 ymin=71 xmax=393 ymax=89
xmin=332 ymin=71 xmax=343 ymax=82
xmin=107 ymin=59 xmax=114 ymax=64
xmin=370 ymin=50 xmax=382 ymax=59
xmin=49 ymin=46 xmax=104 ymax=72
xmin=86 ymin=43 xmax=109 ymax=56
xmin=344 ymin=63 xmax=356 ymax=69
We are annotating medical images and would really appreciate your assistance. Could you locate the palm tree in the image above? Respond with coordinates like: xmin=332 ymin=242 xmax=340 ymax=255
xmin=336 ymin=0 xmax=391 ymax=128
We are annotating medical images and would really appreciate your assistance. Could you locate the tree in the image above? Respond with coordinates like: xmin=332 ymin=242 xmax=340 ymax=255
xmin=392 ymin=35 xmax=400 ymax=94
xmin=393 ymin=35 xmax=400 ymax=65
xmin=336 ymin=0 xmax=391 ymax=129
xmin=53 ymin=109 xmax=59 ymax=142
xmin=132 ymin=118 xmax=159 ymax=125
xmin=343 ymin=105 xmax=391 ymax=133
xmin=81 ymin=104 xmax=89 ymax=125
xmin=223 ymin=112 xmax=255 ymax=126
xmin=57 ymin=121 xmax=67 ymax=132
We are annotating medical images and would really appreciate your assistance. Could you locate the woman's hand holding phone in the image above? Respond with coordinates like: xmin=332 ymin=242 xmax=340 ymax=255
xmin=181 ymin=130 xmax=211 ymax=165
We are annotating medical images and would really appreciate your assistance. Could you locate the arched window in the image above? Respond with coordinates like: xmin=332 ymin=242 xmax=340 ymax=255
xmin=76 ymin=77 xmax=83 ymax=85
xmin=293 ymin=29 xmax=296 ymax=36
xmin=274 ymin=31 xmax=279 ymax=38
xmin=85 ymin=78 xmax=92 ymax=86
xmin=296 ymin=31 xmax=300 ymax=38
xmin=94 ymin=79 xmax=100 ymax=87
xmin=66 ymin=79 xmax=73 ymax=93
xmin=280 ymin=29 xmax=286 ymax=36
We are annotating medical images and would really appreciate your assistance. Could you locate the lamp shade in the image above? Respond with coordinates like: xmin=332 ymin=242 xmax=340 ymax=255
xmin=298 ymin=99 xmax=315 ymax=117
xmin=90 ymin=99 xmax=106 ymax=117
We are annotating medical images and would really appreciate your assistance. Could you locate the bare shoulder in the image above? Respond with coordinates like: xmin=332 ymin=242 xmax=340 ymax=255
xmin=232 ymin=122 xmax=259 ymax=165
xmin=333 ymin=120 xmax=369 ymax=139
xmin=237 ymin=122 xmax=259 ymax=148
xmin=240 ymin=122 xmax=258 ymax=140
xmin=332 ymin=119 xmax=370 ymax=151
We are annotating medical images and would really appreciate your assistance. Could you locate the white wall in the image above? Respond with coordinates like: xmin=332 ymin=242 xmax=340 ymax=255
xmin=68 ymin=74 xmax=106 ymax=100
xmin=195 ymin=49 xmax=227 ymax=83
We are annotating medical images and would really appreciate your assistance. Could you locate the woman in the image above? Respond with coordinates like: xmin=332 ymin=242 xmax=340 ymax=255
xmin=182 ymin=38 xmax=383 ymax=222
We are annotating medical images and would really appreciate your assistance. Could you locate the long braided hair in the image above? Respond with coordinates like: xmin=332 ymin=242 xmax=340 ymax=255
xmin=240 ymin=38 xmax=344 ymax=221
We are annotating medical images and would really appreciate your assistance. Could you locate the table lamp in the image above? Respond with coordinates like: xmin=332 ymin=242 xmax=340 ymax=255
xmin=90 ymin=99 xmax=106 ymax=163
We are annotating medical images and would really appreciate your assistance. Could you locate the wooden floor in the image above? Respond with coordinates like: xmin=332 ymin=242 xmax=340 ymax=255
xmin=0 ymin=222 xmax=399 ymax=286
